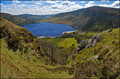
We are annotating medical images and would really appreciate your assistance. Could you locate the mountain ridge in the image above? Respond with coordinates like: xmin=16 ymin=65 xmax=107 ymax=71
xmin=40 ymin=6 xmax=119 ymax=32
xmin=0 ymin=12 xmax=53 ymax=26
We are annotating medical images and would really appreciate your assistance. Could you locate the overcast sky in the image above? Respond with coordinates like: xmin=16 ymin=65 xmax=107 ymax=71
xmin=0 ymin=0 xmax=119 ymax=15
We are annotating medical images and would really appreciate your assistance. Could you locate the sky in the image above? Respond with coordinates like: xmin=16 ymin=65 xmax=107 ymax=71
xmin=0 ymin=0 xmax=119 ymax=15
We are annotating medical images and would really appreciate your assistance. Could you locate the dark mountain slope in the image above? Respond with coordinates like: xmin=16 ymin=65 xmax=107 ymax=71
xmin=16 ymin=14 xmax=52 ymax=22
xmin=41 ymin=6 xmax=119 ymax=32
xmin=0 ymin=13 xmax=36 ymax=26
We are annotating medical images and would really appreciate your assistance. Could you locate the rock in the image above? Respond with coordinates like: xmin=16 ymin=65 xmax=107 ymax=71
xmin=73 ymin=34 xmax=101 ymax=60
xmin=72 ymin=54 xmax=76 ymax=60
xmin=108 ymin=34 xmax=110 ymax=36
xmin=91 ymin=55 xmax=98 ymax=61
xmin=78 ymin=39 xmax=88 ymax=50
xmin=24 ymin=46 xmax=29 ymax=53
xmin=74 ymin=48 xmax=80 ymax=54
xmin=72 ymin=44 xmax=74 ymax=46
xmin=37 ymin=44 xmax=41 ymax=50
xmin=86 ymin=34 xmax=101 ymax=48
xmin=83 ymin=56 xmax=86 ymax=60
xmin=108 ymin=29 xmax=113 ymax=32
xmin=91 ymin=39 xmax=97 ymax=47
xmin=104 ymin=45 xmax=109 ymax=49
xmin=28 ymin=52 xmax=31 ymax=59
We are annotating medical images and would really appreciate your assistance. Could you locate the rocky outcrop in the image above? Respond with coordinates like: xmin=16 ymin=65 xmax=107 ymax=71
xmin=91 ymin=55 xmax=98 ymax=61
xmin=73 ymin=34 xmax=101 ymax=60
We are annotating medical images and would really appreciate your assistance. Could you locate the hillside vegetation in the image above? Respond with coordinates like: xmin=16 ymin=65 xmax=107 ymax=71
xmin=0 ymin=13 xmax=53 ymax=26
xmin=1 ymin=38 xmax=72 ymax=78
xmin=1 ymin=13 xmax=36 ymax=26
xmin=0 ymin=17 xmax=119 ymax=78
xmin=0 ymin=18 xmax=73 ymax=78
xmin=68 ymin=28 xmax=120 ymax=79
xmin=16 ymin=14 xmax=52 ymax=22
xmin=41 ymin=6 xmax=119 ymax=32
xmin=43 ymin=38 xmax=78 ymax=49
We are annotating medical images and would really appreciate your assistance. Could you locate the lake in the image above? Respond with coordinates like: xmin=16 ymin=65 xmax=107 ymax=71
xmin=22 ymin=22 xmax=77 ymax=37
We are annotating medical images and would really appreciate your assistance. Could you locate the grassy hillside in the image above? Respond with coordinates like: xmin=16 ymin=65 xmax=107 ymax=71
xmin=43 ymin=38 xmax=78 ymax=49
xmin=1 ymin=13 xmax=36 ymax=26
xmin=16 ymin=14 xmax=52 ymax=22
xmin=67 ymin=28 xmax=120 ymax=78
xmin=0 ymin=17 xmax=73 ymax=78
xmin=0 ymin=17 xmax=119 ymax=78
xmin=1 ymin=38 xmax=73 ymax=78
xmin=41 ymin=6 xmax=119 ymax=32
xmin=1 ymin=13 xmax=53 ymax=26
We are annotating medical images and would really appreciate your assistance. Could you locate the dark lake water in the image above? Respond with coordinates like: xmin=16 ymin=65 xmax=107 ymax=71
xmin=22 ymin=22 xmax=77 ymax=37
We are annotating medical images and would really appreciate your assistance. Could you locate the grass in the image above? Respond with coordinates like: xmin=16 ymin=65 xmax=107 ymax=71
xmin=67 ymin=28 xmax=119 ymax=78
xmin=69 ymin=28 xmax=119 ymax=64
xmin=1 ymin=38 xmax=73 ymax=78
xmin=42 ymin=38 xmax=78 ymax=49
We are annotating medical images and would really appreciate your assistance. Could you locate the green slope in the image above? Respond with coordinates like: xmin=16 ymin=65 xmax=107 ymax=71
xmin=68 ymin=28 xmax=120 ymax=78
xmin=41 ymin=6 xmax=119 ymax=32
xmin=43 ymin=38 xmax=78 ymax=49
xmin=1 ymin=38 xmax=72 ymax=78
xmin=0 ymin=17 xmax=119 ymax=78
xmin=0 ymin=18 xmax=73 ymax=78
xmin=1 ymin=13 xmax=36 ymax=26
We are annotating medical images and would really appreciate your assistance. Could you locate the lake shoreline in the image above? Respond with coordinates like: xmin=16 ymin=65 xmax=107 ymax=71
xmin=38 ymin=36 xmax=56 ymax=38
xmin=38 ymin=30 xmax=77 ymax=38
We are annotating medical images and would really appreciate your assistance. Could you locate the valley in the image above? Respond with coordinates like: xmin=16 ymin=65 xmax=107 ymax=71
xmin=0 ymin=6 xmax=120 ymax=79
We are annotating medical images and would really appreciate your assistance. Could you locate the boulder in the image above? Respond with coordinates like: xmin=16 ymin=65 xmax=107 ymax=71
xmin=108 ymin=29 xmax=113 ymax=32
xmin=91 ymin=55 xmax=98 ymax=61
xmin=28 ymin=52 xmax=31 ymax=59
xmin=104 ymin=45 xmax=109 ymax=49
xmin=37 ymin=44 xmax=41 ymax=50
xmin=72 ymin=34 xmax=101 ymax=60
xmin=83 ymin=56 xmax=86 ymax=60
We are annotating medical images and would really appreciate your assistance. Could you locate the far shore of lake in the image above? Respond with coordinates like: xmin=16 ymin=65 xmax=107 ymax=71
xmin=38 ymin=30 xmax=77 ymax=38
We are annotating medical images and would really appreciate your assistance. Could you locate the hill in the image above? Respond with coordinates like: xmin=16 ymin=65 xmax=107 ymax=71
xmin=0 ymin=13 xmax=53 ymax=26
xmin=0 ymin=17 xmax=119 ymax=78
xmin=0 ymin=18 xmax=72 ymax=78
xmin=16 ymin=14 xmax=52 ymax=22
xmin=67 ymin=28 xmax=119 ymax=79
xmin=41 ymin=6 xmax=119 ymax=32
xmin=0 ymin=13 xmax=36 ymax=26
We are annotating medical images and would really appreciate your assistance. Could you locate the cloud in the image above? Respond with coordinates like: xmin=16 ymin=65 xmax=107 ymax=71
xmin=45 ymin=1 xmax=58 ymax=4
xmin=12 ymin=0 xmax=20 ymax=4
xmin=0 ymin=3 xmax=3 ymax=5
xmin=1 ymin=1 xmax=119 ymax=15
xmin=111 ymin=1 xmax=119 ymax=7
xmin=99 ymin=1 xmax=119 ymax=8
xmin=80 ymin=1 xmax=85 ymax=3
xmin=101 ymin=0 xmax=109 ymax=1
xmin=36 ymin=2 xmax=42 ymax=5
xmin=61 ymin=1 xmax=75 ymax=5
xmin=85 ymin=1 xmax=95 ymax=8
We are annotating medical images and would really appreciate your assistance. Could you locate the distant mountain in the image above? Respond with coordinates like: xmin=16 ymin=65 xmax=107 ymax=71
xmin=0 ymin=13 xmax=36 ymax=26
xmin=16 ymin=14 xmax=53 ymax=22
xmin=0 ymin=13 xmax=53 ymax=26
xmin=41 ymin=6 xmax=119 ymax=32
